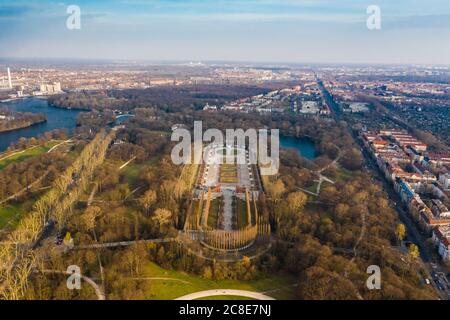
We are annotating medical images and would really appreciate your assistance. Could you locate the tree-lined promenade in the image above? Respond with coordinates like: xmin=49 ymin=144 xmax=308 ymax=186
xmin=0 ymin=129 xmax=114 ymax=299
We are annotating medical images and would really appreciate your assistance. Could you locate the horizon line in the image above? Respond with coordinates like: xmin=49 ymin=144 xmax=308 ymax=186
xmin=0 ymin=57 xmax=449 ymax=68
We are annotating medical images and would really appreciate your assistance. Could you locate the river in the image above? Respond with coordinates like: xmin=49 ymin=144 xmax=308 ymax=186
xmin=0 ymin=98 xmax=81 ymax=151
xmin=280 ymin=135 xmax=318 ymax=160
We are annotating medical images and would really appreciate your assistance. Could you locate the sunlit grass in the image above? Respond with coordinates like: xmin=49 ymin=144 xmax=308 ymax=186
xmin=142 ymin=261 xmax=297 ymax=300
xmin=0 ymin=140 xmax=61 ymax=170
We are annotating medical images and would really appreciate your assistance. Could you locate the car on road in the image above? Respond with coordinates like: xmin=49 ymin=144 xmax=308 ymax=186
xmin=434 ymin=277 xmax=446 ymax=289
xmin=55 ymin=232 xmax=65 ymax=245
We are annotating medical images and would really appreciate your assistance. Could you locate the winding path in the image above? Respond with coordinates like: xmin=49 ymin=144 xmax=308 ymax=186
xmin=295 ymin=147 xmax=342 ymax=197
xmin=119 ymin=156 xmax=136 ymax=170
xmin=175 ymin=289 xmax=275 ymax=300
xmin=0 ymin=145 xmax=39 ymax=162
xmin=47 ymin=139 xmax=72 ymax=153
xmin=37 ymin=269 xmax=105 ymax=300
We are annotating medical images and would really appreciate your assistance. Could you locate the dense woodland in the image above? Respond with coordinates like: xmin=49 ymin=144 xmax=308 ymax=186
xmin=0 ymin=85 xmax=437 ymax=300
xmin=0 ymin=130 xmax=71 ymax=200
xmin=0 ymin=109 xmax=46 ymax=133
xmin=48 ymin=84 xmax=277 ymax=112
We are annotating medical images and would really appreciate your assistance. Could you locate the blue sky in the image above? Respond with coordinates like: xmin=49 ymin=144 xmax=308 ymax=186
xmin=1 ymin=0 xmax=450 ymax=64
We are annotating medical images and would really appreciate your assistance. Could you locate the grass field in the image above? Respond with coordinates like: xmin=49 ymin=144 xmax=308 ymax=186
xmin=304 ymin=181 xmax=319 ymax=194
xmin=0 ymin=198 xmax=35 ymax=230
xmin=120 ymin=157 xmax=161 ymax=188
xmin=207 ymin=198 xmax=220 ymax=228
xmin=0 ymin=141 xmax=61 ymax=170
xmin=335 ymin=167 xmax=358 ymax=183
xmin=220 ymin=163 xmax=238 ymax=184
xmin=142 ymin=262 xmax=297 ymax=300
xmin=0 ymin=204 xmax=23 ymax=229
xmin=121 ymin=162 xmax=142 ymax=188
xmin=235 ymin=198 xmax=249 ymax=229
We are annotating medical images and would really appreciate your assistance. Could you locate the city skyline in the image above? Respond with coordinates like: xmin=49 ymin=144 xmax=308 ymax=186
xmin=0 ymin=0 xmax=450 ymax=65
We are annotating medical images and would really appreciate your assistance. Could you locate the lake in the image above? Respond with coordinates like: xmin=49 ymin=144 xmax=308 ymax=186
xmin=0 ymin=98 xmax=318 ymax=160
xmin=0 ymin=98 xmax=81 ymax=151
xmin=280 ymin=135 xmax=318 ymax=160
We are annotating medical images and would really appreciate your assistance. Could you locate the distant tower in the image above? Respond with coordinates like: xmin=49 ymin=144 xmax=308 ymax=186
xmin=7 ymin=67 xmax=12 ymax=89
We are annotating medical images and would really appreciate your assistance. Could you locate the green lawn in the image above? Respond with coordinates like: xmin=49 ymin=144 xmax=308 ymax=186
xmin=304 ymin=181 xmax=319 ymax=193
xmin=207 ymin=198 xmax=220 ymax=228
xmin=0 ymin=141 xmax=61 ymax=170
xmin=88 ymin=157 xmax=159 ymax=202
xmin=142 ymin=262 xmax=297 ymax=300
xmin=334 ymin=168 xmax=358 ymax=183
xmin=235 ymin=198 xmax=248 ymax=229
xmin=0 ymin=203 xmax=27 ymax=229
xmin=121 ymin=157 xmax=160 ymax=188
xmin=0 ymin=193 xmax=44 ymax=230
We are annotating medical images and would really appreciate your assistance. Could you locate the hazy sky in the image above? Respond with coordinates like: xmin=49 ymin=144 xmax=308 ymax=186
xmin=1 ymin=0 xmax=450 ymax=65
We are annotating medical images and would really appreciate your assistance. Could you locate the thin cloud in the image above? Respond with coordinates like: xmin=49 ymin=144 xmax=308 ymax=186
xmin=384 ymin=14 xmax=450 ymax=30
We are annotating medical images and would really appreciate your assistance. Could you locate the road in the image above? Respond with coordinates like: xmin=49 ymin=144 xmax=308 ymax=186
xmin=319 ymin=77 xmax=430 ymax=257
xmin=358 ymin=141 xmax=450 ymax=299
xmin=174 ymin=289 xmax=275 ymax=300
xmin=318 ymin=78 xmax=450 ymax=300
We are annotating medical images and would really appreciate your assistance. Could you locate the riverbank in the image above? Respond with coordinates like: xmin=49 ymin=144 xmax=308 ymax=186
xmin=0 ymin=98 xmax=81 ymax=152
xmin=48 ymin=102 xmax=91 ymax=111
xmin=0 ymin=118 xmax=47 ymax=134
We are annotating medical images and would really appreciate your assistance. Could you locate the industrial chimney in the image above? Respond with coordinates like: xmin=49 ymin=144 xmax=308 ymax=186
xmin=7 ymin=67 xmax=12 ymax=89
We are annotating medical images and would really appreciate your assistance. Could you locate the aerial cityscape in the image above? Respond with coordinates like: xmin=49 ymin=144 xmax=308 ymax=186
xmin=0 ymin=0 xmax=449 ymax=311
